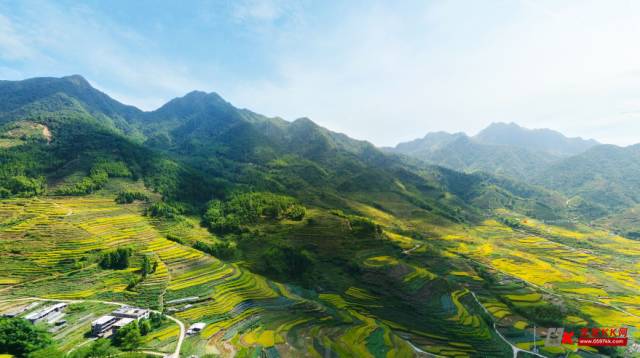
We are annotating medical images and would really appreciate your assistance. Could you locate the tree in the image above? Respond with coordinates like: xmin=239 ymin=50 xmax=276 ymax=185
xmin=141 ymin=255 xmax=155 ymax=278
xmin=202 ymin=192 xmax=306 ymax=234
xmin=260 ymin=245 xmax=313 ymax=280
xmin=6 ymin=176 xmax=45 ymax=197
xmin=113 ymin=322 xmax=142 ymax=351
xmin=145 ymin=202 xmax=180 ymax=218
xmin=115 ymin=191 xmax=149 ymax=204
xmin=0 ymin=317 xmax=52 ymax=357
xmin=139 ymin=320 xmax=152 ymax=336
xmin=193 ymin=241 xmax=236 ymax=260
xmin=99 ymin=247 xmax=133 ymax=270
xmin=149 ymin=312 xmax=165 ymax=328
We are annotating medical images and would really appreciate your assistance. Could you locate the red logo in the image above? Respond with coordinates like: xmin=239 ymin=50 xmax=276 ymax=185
xmin=561 ymin=331 xmax=574 ymax=344
xmin=557 ymin=326 xmax=629 ymax=347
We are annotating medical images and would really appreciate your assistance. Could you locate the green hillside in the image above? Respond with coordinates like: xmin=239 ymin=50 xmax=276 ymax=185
xmin=391 ymin=123 xmax=640 ymax=222
xmin=533 ymin=144 xmax=640 ymax=212
xmin=474 ymin=122 xmax=598 ymax=157
xmin=0 ymin=76 xmax=638 ymax=358
xmin=391 ymin=134 xmax=558 ymax=181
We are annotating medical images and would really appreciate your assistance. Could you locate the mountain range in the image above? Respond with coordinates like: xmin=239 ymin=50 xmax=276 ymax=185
xmin=390 ymin=122 xmax=640 ymax=217
xmin=1 ymin=75 xmax=639 ymax=357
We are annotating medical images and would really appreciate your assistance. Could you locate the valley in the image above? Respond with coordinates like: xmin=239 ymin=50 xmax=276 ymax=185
xmin=1 ymin=183 xmax=638 ymax=357
xmin=0 ymin=76 xmax=638 ymax=358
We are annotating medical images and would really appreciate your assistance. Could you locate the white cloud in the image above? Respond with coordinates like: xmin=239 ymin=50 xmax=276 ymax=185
xmin=0 ymin=1 xmax=210 ymax=110
xmin=2 ymin=0 xmax=639 ymax=145
xmin=0 ymin=14 xmax=37 ymax=61
xmin=224 ymin=0 xmax=640 ymax=146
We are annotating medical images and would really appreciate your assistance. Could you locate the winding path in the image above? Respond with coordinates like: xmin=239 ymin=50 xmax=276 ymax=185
xmin=467 ymin=290 xmax=548 ymax=358
xmin=0 ymin=297 xmax=185 ymax=358
xmin=402 ymin=244 xmax=422 ymax=255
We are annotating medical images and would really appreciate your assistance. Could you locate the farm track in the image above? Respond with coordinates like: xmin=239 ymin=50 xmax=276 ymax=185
xmin=468 ymin=291 xmax=548 ymax=358
xmin=402 ymin=244 xmax=421 ymax=255
xmin=0 ymin=297 xmax=185 ymax=358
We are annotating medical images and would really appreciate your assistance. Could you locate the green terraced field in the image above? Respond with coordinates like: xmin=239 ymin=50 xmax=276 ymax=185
xmin=1 ymin=192 xmax=639 ymax=358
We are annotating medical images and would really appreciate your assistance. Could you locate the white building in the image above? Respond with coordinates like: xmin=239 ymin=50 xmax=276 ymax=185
xmin=187 ymin=322 xmax=206 ymax=335
xmin=91 ymin=315 xmax=119 ymax=336
xmin=112 ymin=306 xmax=150 ymax=320
xmin=112 ymin=317 xmax=135 ymax=332
xmin=24 ymin=303 xmax=67 ymax=323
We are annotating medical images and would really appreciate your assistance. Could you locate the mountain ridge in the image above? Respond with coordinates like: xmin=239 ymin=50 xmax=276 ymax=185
xmin=1 ymin=75 xmax=639 ymax=357
xmin=474 ymin=121 xmax=599 ymax=156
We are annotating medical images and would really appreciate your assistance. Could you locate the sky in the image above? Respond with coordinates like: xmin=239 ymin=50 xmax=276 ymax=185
xmin=1 ymin=0 xmax=640 ymax=146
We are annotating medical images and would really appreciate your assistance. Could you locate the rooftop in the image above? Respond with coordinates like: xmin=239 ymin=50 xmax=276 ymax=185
xmin=188 ymin=322 xmax=206 ymax=331
xmin=92 ymin=315 xmax=116 ymax=326
xmin=112 ymin=306 xmax=148 ymax=318
xmin=113 ymin=317 xmax=135 ymax=328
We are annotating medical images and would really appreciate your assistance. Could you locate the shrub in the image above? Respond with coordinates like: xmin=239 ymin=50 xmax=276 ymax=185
xmin=5 ymin=176 xmax=45 ymax=197
xmin=115 ymin=191 xmax=149 ymax=204
xmin=146 ymin=202 xmax=181 ymax=218
xmin=349 ymin=216 xmax=382 ymax=237
xmin=57 ymin=160 xmax=132 ymax=196
xmin=203 ymin=192 xmax=306 ymax=234
xmin=259 ymin=245 xmax=313 ymax=280
xmin=139 ymin=320 xmax=152 ymax=336
xmin=99 ymin=247 xmax=133 ymax=270
xmin=193 ymin=241 xmax=236 ymax=260
xmin=149 ymin=312 xmax=165 ymax=328
xmin=56 ymin=170 xmax=107 ymax=195
xmin=92 ymin=160 xmax=131 ymax=178
xmin=126 ymin=277 xmax=142 ymax=290
xmin=0 ymin=317 xmax=52 ymax=357
xmin=140 ymin=255 xmax=157 ymax=278
xmin=165 ymin=234 xmax=185 ymax=245
xmin=112 ymin=321 xmax=142 ymax=351
xmin=0 ymin=187 xmax=10 ymax=198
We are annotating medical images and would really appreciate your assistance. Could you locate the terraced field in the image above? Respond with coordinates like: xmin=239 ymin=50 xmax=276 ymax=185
xmin=1 ymin=193 xmax=639 ymax=357
xmin=432 ymin=215 xmax=640 ymax=356
xmin=0 ymin=196 xmax=443 ymax=356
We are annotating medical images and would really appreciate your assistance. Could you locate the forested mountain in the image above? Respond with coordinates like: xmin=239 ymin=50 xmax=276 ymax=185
xmin=390 ymin=123 xmax=598 ymax=179
xmin=474 ymin=122 xmax=598 ymax=156
xmin=390 ymin=134 xmax=557 ymax=181
xmin=1 ymin=76 xmax=639 ymax=358
xmin=0 ymin=76 xmax=568 ymax=221
xmin=390 ymin=122 xmax=640 ymax=215
xmin=534 ymin=144 xmax=640 ymax=212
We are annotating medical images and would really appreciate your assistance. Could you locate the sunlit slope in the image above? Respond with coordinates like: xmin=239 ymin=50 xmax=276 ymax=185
xmin=439 ymin=214 xmax=640 ymax=340
xmin=298 ymin=199 xmax=640 ymax=357
xmin=1 ymin=193 xmax=638 ymax=357
xmin=0 ymin=196 xmax=449 ymax=357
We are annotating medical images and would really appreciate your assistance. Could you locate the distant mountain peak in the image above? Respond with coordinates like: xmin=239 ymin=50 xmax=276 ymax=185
xmin=474 ymin=122 xmax=598 ymax=156
xmin=0 ymin=75 xmax=142 ymax=120
xmin=152 ymin=90 xmax=233 ymax=119
xmin=292 ymin=117 xmax=316 ymax=126
xmin=61 ymin=74 xmax=90 ymax=86
xmin=179 ymin=90 xmax=226 ymax=103
xmin=393 ymin=131 xmax=467 ymax=155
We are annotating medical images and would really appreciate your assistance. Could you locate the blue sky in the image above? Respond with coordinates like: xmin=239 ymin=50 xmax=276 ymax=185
xmin=1 ymin=0 xmax=640 ymax=146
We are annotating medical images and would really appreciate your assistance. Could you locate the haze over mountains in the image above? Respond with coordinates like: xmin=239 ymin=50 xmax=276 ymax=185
xmin=390 ymin=122 xmax=640 ymax=216
xmin=395 ymin=122 xmax=599 ymax=158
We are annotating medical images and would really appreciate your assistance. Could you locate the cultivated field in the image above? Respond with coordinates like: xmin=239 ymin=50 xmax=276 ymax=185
xmin=0 ymin=192 xmax=638 ymax=357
